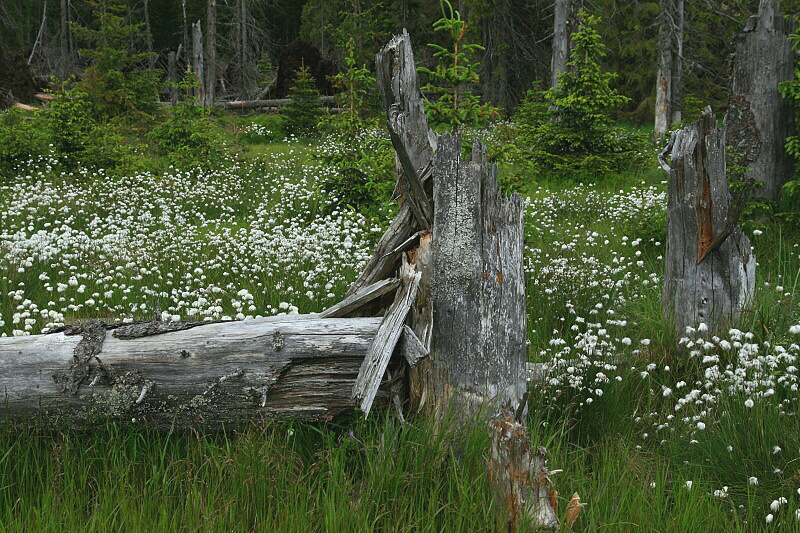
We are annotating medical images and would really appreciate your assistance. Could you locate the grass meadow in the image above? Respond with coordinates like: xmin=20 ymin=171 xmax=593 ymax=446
xmin=2 ymin=122 xmax=800 ymax=531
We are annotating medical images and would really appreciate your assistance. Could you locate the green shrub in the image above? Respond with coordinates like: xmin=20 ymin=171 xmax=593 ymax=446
xmin=316 ymin=129 xmax=395 ymax=217
xmin=45 ymin=82 xmax=96 ymax=169
xmin=778 ymin=24 xmax=800 ymax=227
xmin=284 ymin=64 xmax=324 ymax=137
xmin=147 ymin=74 xmax=226 ymax=169
xmin=515 ymin=13 xmax=648 ymax=180
xmin=0 ymin=108 xmax=47 ymax=179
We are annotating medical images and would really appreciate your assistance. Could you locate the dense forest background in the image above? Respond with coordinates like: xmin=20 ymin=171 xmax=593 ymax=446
xmin=2 ymin=0 xmax=798 ymax=122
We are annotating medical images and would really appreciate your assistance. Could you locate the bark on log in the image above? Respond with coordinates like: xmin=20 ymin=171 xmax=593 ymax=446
xmin=725 ymin=0 xmax=794 ymax=202
xmin=662 ymin=108 xmax=756 ymax=336
xmin=0 ymin=316 xmax=394 ymax=427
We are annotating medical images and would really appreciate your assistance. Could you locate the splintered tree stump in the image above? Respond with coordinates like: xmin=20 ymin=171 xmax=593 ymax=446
xmin=426 ymin=134 xmax=527 ymax=421
xmin=661 ymin=108 xmax=756 ymax=336
xmin=0 ymin=316 xmax=393 ymax=427
xmin=726 ymin=0 xmax=794 ymax=202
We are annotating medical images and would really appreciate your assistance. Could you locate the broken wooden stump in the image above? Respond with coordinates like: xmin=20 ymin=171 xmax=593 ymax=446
xmin=661 ymin=107 xmax=756 ymax=336
xmin=0 ymin=316 xmax=394 ymax=427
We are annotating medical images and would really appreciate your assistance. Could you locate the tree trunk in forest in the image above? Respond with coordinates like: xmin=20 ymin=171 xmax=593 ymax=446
xmin=661 ymin=107 xmax=756 ymax=336
xmin=182 ymin=0 xmax=190 ymax=71
xmin=425 ymin=134 xmax=527 ymax=422
xmin=725 ymin=0 xmax=794 ymax=202
xmin=192 ymin=20 xmax=205 ymax=107
xmin=143 ymin=0 xmax=155 ymax=69
xmin=206 ymin=0 xmax=217 ymax=105
xmin=0 ymin=317 xmax=396 ymax=427
xmin=671 ymin=0 xmax=683 ymax=125
xmin=550 ymin=0 xmax=580 ymax=88
xmin=655 ymin=0 xmax=683 ymax=141
xmin=167 ymin=50 xmax=178 ymax=103
xmin=59 ymin=0 xmax=72 ymax=76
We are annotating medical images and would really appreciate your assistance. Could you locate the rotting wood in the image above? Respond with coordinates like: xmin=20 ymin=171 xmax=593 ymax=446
xmin=352 ymin=257 xmax=421 ymax=416
xmin=345 ymin=30 xmax=436 ymax=297
xmin=319 ymin=278 xmax=400 ymax=318
xmin=487 ymin=415 xmax=560 ymax=531
xmin=662 ymin=107 xmax=756 ymax=336
xmin=0 ymin=316 xmax=396 ymax=427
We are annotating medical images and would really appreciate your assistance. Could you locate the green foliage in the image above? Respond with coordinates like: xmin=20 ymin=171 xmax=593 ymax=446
xmin=514 ymin=13 xmax=649 ymax=179
xmin=45 ymin=81 xmax=97 ymax=169
xmin=778 ymin=25 xmax=800 ymax=227
xmin=70 ymin=0 xmax=160 ymax=124
xmin=332 ymin=38 xmax=376 ymax=135
xmin=148 ymin=74 xmax=225 ymax=169
xmin=284 ymin=64 xmax=324 ymax=137
xmin=0 ymin=109 xmax=47 ymax=179
xmin=316 ymin=130 xmax=395 ymax=217
xmin=418 ymin=0 xmax=498 ymax=129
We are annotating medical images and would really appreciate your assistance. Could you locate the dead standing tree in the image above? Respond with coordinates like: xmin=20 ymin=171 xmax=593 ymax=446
xmin=660 ymin=108 xmax=756 ymax=336
xmin=0 ymin=30 xmax=559 ymax=530
xmin=725 ymin=0 xmax=794 ymax=202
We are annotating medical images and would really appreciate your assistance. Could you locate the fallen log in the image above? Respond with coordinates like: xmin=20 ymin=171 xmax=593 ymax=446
xmin=215 ymin=96 xmax=335 ymax=110
xmin=0 ymin=316 xmax=394 ymax=427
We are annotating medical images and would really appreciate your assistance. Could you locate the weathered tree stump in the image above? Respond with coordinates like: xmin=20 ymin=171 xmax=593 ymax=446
xmin=661 ymin=108 xmax=756 ymax=335
xmin=725 ymin=0 xmax=794 ymax=202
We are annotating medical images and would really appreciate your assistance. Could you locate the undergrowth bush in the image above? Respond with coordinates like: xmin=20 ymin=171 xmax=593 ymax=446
xmin=0 ymin=109 xmax=46 ymax=179
xmin=148 ymin=75 xmax=226 ymax=169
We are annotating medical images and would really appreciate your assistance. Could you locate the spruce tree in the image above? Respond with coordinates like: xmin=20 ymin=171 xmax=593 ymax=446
xmin=285 ymin=64 xmax=323 ymax=137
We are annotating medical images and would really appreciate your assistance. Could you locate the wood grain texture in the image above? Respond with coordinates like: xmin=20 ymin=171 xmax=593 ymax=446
xmin=726 ymin=0 xmax=794 ymax=201
xmin=352 ymin=258 xmax=420 ymax=416
xmin=319 ymin=278 xmax=400 ymax=318
xmin=429 ymin=134 xmax=527 ymax=421
xmin=0 ymin=316 xmax=390 ymax=427
xmin=663 ymin=108 xmax=756 ymax=336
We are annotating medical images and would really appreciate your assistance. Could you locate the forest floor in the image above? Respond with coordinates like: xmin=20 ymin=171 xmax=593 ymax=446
xmin=1 ymin=123 xmax=800 ymax=531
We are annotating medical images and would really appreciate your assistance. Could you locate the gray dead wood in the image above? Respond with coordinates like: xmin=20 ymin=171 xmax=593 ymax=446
xmin=488 ymin=416 xmax=559 ymax=531
xmin=427 ymin=134 xmax=527 ymax=420
xmin=397 ymin=325 xmax=427 ymax=367
xmin=352 ymin=258 xmax=421 ymax=416
xmin=376 ymin=29 xmax=436 ymax=231
xmin=726 ymin=0 xmax=794 ymax=201
xmin=662 ymin=108 xmax=756 ymax=336
xmin=192 ymin=20 xmax=205 ymax=107
xmin=344 ymin=29 xmax=437 ymax=299
xmin=319 ymin=278 xmax=400 ymax=318
xmin=216 ymin=96 xmax=334 ymax=109
xmin=0 ymin=316 xmax=396 ymax=427
xmin=346 ymin=204 xmax=416 ymax=297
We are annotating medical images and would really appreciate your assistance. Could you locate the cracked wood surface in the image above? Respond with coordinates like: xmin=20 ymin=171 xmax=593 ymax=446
xmin=726 ymin=0 xmax=794 ymax=201
xmin=0 ymin=316 xmax=394 ymax=427
xmin=428 ymin=134 xmax=527 ymax=421
xmin=663 ymin=108 xmax=755 ymax=336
